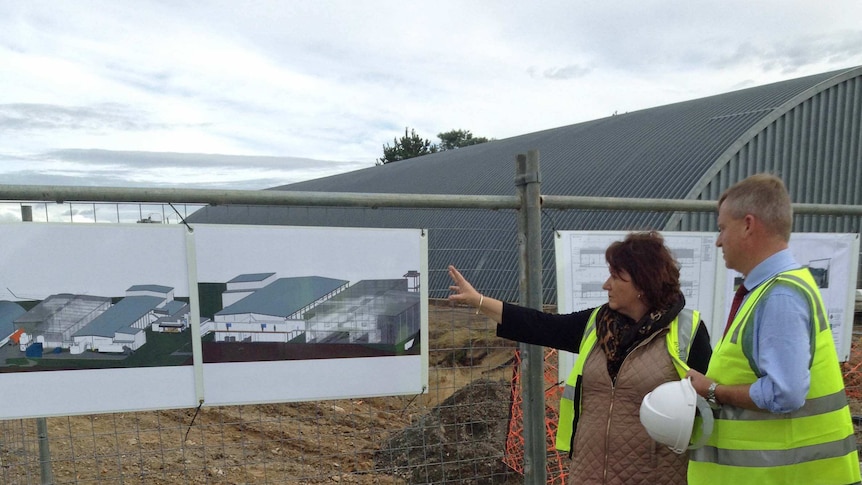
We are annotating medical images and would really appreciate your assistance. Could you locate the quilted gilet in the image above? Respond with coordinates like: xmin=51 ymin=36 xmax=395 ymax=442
xmin=567 ymin=327 xmax=689 ymax=485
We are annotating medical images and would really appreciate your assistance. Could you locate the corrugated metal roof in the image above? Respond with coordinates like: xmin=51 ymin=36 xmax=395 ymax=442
xmin=227 ymin=273 xmax=275 ymax=283
xmin=127 ymin=284 xmax=173 ymax=294
xmin=217 ymin=276 xmax=349 ymax=317
xmin=189 ymin=66 xmax=862 ymax=303
xmin=75 ymin=295 xmax=163 ymax=338
xmin=158 ymin=300 xmax=187 ymax=316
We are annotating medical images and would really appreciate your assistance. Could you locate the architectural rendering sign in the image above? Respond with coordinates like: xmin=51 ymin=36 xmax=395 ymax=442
xmin=0 ymin=223 xmax=427 ymax=419
xmin=193 ymin=224 xmax=427 ymax=407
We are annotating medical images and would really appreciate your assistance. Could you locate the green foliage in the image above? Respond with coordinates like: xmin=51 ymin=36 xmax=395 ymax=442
xmin=437 ymin=129 xmax=490 ymax=151
xmin=376 ymin=128 xmax=439 ymax=165
xmin=377 ymin=127 xmax=491 ymax=165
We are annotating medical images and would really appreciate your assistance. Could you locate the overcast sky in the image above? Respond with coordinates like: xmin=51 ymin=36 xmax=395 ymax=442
xmin=2 ymin=0 xmax=862 ymax=191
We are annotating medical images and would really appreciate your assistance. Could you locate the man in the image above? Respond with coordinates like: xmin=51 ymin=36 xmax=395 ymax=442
xmin=687 ymin=173 xmax=860 ymax=484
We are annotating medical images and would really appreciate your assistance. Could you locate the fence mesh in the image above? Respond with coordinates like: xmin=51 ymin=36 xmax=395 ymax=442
xmin=1 ymin=201 xmax=861 ymax=484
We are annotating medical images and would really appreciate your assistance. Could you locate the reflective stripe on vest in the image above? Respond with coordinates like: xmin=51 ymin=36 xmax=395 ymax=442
xmin=555 ymin=307 xmax=699 ymax=452
xmin=688 ymin=268 xmax=861 ymax=485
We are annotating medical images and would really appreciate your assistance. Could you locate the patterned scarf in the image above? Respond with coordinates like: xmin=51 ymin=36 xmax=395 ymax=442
xmin=595 ymin=294 xmax=684 ymax=382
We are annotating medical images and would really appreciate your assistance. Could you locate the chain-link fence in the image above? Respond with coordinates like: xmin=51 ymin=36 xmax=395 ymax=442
xmin=1 ymin=187 xmax=861 ymax=485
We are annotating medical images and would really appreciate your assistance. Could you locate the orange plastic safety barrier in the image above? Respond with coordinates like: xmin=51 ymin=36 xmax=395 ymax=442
xmin=842 ymin=336 xmax=862 ymax=401
xmin=503 ymin=348 xmax=569 ymax=484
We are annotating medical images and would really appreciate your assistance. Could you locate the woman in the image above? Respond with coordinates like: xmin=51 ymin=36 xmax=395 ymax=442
xmin=448 ymin=231 xmax=711 ymax=485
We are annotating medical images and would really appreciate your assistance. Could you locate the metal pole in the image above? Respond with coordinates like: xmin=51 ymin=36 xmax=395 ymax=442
xmin=21 ymin=205 xmax=55 ymax=485
xmin=36 ymin=418 xmax=54 ymax=485
xmin=3 ymin=184 xmax=861 ymax=216
xmin=0 ymin=184 xmax=521 ymax=210
xmin=515 ymin=151 xmax=547 ymax=484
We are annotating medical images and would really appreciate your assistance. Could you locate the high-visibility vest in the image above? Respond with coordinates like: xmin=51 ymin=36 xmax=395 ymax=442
xmin=688 ymin=268 xmax=861 ymax=485
xmin=555 ymin=307 xmax=700 ymax=452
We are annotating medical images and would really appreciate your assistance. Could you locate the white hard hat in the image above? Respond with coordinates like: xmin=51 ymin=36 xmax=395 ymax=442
xmin=639 ymin=377 xmax=714 ymax=454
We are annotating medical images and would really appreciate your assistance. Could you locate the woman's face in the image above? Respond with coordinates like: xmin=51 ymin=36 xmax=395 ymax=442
xmin=602 ymin=268 xmax=648 ymax=321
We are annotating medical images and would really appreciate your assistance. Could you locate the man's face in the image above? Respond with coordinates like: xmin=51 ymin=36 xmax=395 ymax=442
xmin=716 ymin=202 xmax=747 ymax=272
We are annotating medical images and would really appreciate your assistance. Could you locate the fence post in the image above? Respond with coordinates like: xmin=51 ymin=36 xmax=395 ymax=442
xmin=516 ymin=151 xmax=547 ymax=484
xmin=21 ymin=205 xmax=55 ymax=485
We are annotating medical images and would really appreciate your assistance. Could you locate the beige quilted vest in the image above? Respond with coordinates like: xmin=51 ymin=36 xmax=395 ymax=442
xmin=567 ymin=327 xmax=688 ymax=485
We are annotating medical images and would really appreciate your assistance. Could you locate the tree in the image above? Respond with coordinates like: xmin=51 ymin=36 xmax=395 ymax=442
xmin=436 ymin=129 xmax=490 ymax=151
xmin=376 ymin=128 xmax=439 ymax=165
xmin=376 ymin=127 xmax=492 ymax=165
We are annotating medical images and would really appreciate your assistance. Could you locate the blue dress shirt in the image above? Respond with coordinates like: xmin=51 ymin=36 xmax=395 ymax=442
xmin=741 ymin=248 xmax=812 ymax=413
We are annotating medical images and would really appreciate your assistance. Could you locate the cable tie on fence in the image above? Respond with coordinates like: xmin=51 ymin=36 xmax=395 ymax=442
xmin=184 ymin=401 xmax=204 ymax=443
xmin=169 ymin=203 xmax=194 ymax=232
xmin=545 ymin=380 xmax=564 ymax=392
xmin=541 ymin=208 xmax=559 ymax=232
xmin=399 ymin=386 xmax=426 ymax=417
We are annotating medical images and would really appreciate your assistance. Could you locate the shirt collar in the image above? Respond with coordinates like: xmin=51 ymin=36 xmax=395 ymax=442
xmin=743 ymin=248 xmax=800 ymax=291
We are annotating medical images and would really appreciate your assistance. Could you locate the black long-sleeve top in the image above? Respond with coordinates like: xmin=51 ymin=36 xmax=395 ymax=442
xmin=497 ymin=302 xmax=712 ymax=373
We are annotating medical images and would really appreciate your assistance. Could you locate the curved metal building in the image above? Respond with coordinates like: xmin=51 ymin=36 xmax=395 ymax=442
xmin=190 ymin=66 xmax=862 ymax=303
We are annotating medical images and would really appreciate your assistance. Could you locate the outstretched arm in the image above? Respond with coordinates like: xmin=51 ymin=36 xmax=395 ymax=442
xmin=448 ymin=265 xmax=503 ymax=323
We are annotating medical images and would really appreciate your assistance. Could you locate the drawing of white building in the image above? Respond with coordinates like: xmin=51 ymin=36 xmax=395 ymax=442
xmin=71 ymin=285 xmax=176 ymax=354
xmin=11 ymin=285 xmax=184 ymax=355
xmin=212 ymin=275 xmax=349 ymax=343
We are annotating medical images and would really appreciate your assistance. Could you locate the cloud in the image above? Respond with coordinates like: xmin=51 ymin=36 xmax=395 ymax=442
xmin=0 ymin=149 xmax=371 ymax=190
xmin=708 ymin=30 xmax=862 ymax=74
xmin=0 ymin=103 xmax=166 ymax=131
xmin=529 ymin=65 xmax=593 ymax=80
xmin=0 ymin=1 xmax=861 ymax=188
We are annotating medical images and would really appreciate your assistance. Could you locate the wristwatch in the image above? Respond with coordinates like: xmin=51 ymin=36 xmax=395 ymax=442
xmin=706 ymin=382 xmax=720 ymax=406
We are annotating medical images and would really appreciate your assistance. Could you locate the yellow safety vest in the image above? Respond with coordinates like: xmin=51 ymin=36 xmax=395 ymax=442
xmin=688 ymin=268 xmax=861 ymax=485
xmin=555 ymin=307 xmax=700 ymax=452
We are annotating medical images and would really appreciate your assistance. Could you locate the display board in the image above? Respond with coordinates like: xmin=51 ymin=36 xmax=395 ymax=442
xmin=0 ymin=223 xmax=428 ymax=419
xmin=193 ymin=224 xmax=427 ymax=407
xmin=556 ymin=231 xmax=859 ymax=382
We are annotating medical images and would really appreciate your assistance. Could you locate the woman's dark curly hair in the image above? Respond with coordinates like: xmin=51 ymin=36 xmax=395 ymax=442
xmin=605 ymin=231 xmax=681 ymax=310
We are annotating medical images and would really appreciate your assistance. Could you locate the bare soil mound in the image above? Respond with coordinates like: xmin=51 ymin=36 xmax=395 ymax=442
xmin=375 ymin=378 xmax=518 ymax=484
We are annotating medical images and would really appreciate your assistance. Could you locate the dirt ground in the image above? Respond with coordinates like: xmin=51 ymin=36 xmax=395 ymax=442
xmin=4 ymin=305 xmax=862 ymax=484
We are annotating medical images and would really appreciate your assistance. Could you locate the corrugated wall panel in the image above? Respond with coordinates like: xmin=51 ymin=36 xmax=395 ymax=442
xmin=674 ymin=69 xmax=862 ymax=236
